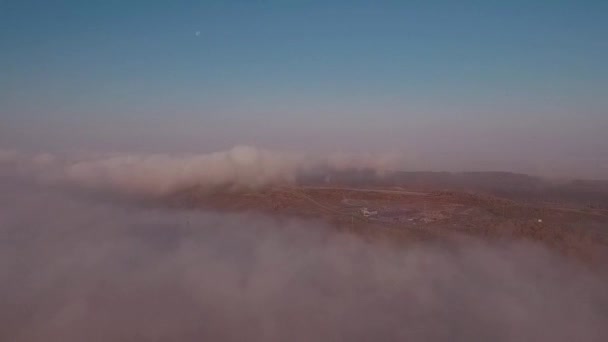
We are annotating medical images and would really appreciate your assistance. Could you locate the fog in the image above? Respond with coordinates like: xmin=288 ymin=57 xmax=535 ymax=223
xmin=1 ymin=161 xmax=608 ymax=341
xmin=0 ymin=146 xmax=401 ymax=197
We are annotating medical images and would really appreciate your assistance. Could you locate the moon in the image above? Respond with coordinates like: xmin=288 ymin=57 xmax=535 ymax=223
xmin=195 ymin=31 xmax=200 ymax=36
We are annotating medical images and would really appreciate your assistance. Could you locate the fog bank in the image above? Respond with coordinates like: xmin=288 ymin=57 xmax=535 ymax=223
xmin=1 ymin=174 xmax=607 ymax=341
xmin=0 ymin=145 xmax=401 ymax=197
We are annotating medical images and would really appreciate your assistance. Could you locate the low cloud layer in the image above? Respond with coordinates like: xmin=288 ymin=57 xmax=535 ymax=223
xmin=0 ymin=146 xmax=401 ymax=197
xmin=1 ymin=170 xmax=608 ymax=341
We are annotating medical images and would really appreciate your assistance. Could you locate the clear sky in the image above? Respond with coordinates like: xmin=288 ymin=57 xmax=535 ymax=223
xmin=1 ymin=1 xmax=607 ymax=178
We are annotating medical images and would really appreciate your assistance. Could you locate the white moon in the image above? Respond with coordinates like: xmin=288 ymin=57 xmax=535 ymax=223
xmin=195 ymin=31 xmax=200 ymax=36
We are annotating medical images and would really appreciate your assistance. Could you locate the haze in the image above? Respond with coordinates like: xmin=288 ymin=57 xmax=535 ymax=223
xmin=2 ymin=2 xmax=608 ymax=341
xmin=1 ymin=1 xmax=607 ymax=179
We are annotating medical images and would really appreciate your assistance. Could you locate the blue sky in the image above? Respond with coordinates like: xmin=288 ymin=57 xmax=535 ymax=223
xmin=1 ymin=1 xmax=607 ymax=177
